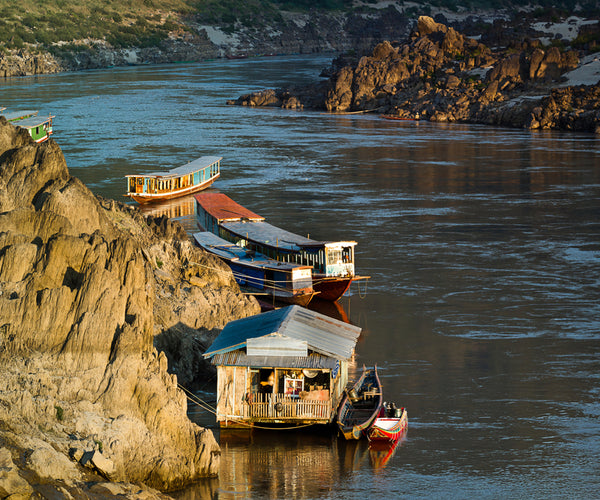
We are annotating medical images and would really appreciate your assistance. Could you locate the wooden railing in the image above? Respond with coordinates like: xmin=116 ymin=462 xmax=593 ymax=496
xmin=244 ymin=393 xmax=331 ymax=421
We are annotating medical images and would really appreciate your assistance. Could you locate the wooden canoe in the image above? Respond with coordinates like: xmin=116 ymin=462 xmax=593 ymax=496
xmin=336 ymin=365 xmax=383 ymax=440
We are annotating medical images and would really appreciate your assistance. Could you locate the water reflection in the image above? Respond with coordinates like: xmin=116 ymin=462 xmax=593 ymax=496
xmin=137 ymin=194 xmax=197 ymax=220
xmin=172 ymin=430 xmax=388 ymax=500
xmin=369 ymin=434 xmax=407 ymax=470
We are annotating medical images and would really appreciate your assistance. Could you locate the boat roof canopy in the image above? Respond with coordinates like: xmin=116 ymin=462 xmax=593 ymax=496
xmin=126 ymin=156 xmax=222 ymax=179
xmin=3 ymin=110 xmax=38 ymax=121
xmin=193 ymin=231 xmax=312 ymax=271
xmin=14 ymin=115 xmax=53 ymax=128
xmin=195 ymin=192 xmax=264 ymax=222
xmin=222 ymin=220 xmax=356 ymax=251
xmin=203 ymin=305 xmax=361 ymax=361
xmin=196 ymin=192 xmax=357 ymax=249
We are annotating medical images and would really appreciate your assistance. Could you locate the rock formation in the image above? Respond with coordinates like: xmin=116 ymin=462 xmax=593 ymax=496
xmin=0 ymin=117 xmax=260 ymax=496
xmin=228 ymin=16 xmax=600 ymax=133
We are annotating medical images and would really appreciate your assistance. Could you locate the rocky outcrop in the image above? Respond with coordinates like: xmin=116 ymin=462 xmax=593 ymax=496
xmin=228 ymin=16 xmax=600 ymax=133
xmin=0 ymin=50 xmax=64 ymax=77
xmin=0 ymin=118 xmax=259 ymax=495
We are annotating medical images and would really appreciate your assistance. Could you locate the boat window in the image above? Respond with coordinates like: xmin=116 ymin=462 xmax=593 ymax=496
xmin=342 ymin=246 xmax=353 ymax=263
xmin=326 ymin=248 xmax=342 ymax=266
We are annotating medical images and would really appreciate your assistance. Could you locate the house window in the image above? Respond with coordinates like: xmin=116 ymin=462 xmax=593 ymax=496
xmin=284 ymin=377 xmax=304 ymax=398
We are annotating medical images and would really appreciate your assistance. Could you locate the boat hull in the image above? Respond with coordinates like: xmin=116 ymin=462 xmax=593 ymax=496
xmin=313 ymin=276 xmax=353 ymax=302
xmin=368 ymin=410 xmax=408 ymax=442
xmin=193 ymin=232 xmax=316 ymax=306
xmin=129 ymin=176 xmax=218 ymax=204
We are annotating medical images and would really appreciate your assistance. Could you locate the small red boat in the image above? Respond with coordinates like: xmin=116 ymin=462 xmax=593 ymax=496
xmin=367 ymin=404 xmax=408 ymax=442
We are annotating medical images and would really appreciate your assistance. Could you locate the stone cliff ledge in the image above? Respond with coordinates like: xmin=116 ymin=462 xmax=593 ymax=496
xmin=0 ymin=117 xmax=259 ymax=497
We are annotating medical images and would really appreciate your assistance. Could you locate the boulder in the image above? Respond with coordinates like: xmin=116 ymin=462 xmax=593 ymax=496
xmin=417 ymin=16 xmax=447 ymax=36
xmin=27 ymin=446 xmax=81 ymax=484
xmin=81 ymin=450 xmax=116 ymax=479
xmin=226 ymin=16 xmax=599 ymax=133
xmin=0 ymin=448 xmax=33 ymax=499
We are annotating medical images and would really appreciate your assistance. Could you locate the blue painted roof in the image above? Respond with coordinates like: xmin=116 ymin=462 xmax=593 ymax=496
xmin=203 ymin=305 xmax=361 ymax=361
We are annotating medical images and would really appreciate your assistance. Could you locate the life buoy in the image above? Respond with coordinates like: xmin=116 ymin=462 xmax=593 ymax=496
xmin=274 ymin=402 xmax=283 ymax=412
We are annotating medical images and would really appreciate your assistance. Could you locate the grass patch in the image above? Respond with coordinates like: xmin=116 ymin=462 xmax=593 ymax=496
xmin=0 ymin=0 xmax=594 ymax=52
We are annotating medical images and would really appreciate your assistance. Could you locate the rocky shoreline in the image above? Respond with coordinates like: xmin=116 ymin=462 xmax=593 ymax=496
xmin=228 ymin=16 xmax=600 ymax=133
xmin=0 ymin=118 xmax=259 ymax=497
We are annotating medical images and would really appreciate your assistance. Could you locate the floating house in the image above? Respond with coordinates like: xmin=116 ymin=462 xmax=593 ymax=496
xmin=203 ymin=305 xmax=362 ymax=428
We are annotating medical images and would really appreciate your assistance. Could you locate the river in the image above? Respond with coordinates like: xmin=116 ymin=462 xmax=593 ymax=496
xmin=1 ymin=55 xmax=599 ymax=499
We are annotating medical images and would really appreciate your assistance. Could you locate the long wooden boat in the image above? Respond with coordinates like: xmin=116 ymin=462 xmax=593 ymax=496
xmin=336 ymin=365 xmax=383 ymax=440
xmin=126 ymin=156 xmax=221 ymax=204
xmin=380 ymin=114 xmax=416 ymax=121
xmin=193 ymin=231 xmax=317 ymax=306
xmin=3 ymin=110 xmax=54 ymax=143
xmin=368 ymin=405 xmax=408 ymax=442
xmin=14 ymin=115 xmax=54 ymax=143
xmin=195 ymin=192 xmax=367 ymax=301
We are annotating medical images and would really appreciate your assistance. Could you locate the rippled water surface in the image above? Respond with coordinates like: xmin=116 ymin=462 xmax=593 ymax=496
xmin=2 ymin=55 xmax=599 ymax=499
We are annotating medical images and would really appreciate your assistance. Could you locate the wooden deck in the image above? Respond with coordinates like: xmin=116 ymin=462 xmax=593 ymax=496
xmin=243 ymin=393 xmax=332 ymax=422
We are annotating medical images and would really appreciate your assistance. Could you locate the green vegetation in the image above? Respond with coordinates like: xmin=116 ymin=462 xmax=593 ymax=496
xmin=55 ymin=405 xmax=64 ymax=421
xmin=0 ymin=0 xmax=192 ymax=50
xmin=0 ymin=0 xmax=596 ymax=52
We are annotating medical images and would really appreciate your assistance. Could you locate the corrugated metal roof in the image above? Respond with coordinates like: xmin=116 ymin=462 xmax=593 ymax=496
xmin=247 ymin=335 xmax=308 ymax=357
xmin=195 ymin=192 xmax=264 ymax=222
xmin=210 ymin=350 xmax=338 ymax=369
xmin=204 ymin=305 xmax=361 ymax=361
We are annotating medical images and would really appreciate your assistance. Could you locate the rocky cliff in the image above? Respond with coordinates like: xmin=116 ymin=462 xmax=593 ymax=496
xmin=228 ymin=16 xmax=600 ymax=133
xmin=0 ymin=117 xmax=259 ymax=496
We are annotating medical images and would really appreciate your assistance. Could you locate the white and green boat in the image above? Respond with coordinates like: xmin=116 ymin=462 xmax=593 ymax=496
xmin=3 ymin=109 xmax=54 ymax=143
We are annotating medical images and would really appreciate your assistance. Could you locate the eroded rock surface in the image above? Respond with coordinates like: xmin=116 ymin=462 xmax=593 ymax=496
xmin=0 ymin=118 xmax=259 ymax=495
xmin=229 ymin=16 xmax=600 ymax=133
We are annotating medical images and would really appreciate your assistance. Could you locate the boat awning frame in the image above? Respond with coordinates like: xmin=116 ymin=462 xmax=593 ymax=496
xmin=126 ymin=156 xmax=222 ymax=180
